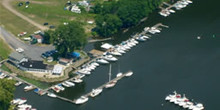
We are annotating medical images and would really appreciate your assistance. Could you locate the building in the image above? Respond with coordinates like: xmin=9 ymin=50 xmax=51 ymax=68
xmin=31 ymin=34 xmax=44 ymax=43
xmin=70 ymin=5 xmax=81 ymax=13
xmin=78 ymin=0 xmax=89 ymax=7
xmin=19 ymin=60 xmax=53 ymax=73
xmin=52 ymin=64 xmax=63 ymax=75
xmin=8 ymin=52 xmax=28 ymax=66
xmin=59 ymin=58 xmax=72 ymax=66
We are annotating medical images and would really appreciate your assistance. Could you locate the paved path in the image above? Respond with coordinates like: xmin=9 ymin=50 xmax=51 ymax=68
xmin=2 ymin=0 xmax=48 ymax=30
xmin=0 ymin=27 xmax=54 ymax=60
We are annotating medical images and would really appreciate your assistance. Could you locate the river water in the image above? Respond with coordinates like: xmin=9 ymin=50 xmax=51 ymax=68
xmin=14 ymin=0 xmax=220 ymax=109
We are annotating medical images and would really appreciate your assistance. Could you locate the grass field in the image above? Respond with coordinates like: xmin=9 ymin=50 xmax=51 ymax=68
xmin=18 ymin=76 xmax=51 ymax=89
xmin=0 ymin=64 xmax=12 ymax=73
xmin=12 ymin=0 xmax=96 ymax=32
xmin=0 ymin=38 xmax=11 ymax=60
xmin=0 ymin=0 xmax=39 ymax=36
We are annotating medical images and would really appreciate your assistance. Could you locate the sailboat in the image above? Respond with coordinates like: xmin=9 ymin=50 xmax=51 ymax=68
xmin=105 ymin=64 xmax=117 ymax=88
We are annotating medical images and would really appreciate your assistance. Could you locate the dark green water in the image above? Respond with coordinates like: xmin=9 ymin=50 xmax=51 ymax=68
xmin=15 ymin=0 xmax=220 ymax=109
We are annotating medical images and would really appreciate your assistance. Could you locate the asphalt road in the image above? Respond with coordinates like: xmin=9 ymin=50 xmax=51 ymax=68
xmin=0 ymin=26 xmax=54 ymax=60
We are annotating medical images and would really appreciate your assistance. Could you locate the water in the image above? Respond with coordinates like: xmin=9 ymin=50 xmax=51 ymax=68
xmin=14 ymin=0 xmax=220 ymax=109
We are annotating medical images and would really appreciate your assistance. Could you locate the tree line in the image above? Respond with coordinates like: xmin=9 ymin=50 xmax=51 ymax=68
xmin=92 ymin=0 xmax=169 ymax=37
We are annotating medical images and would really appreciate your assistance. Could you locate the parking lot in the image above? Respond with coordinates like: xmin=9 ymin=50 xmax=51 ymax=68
xmin=0 ymin=27 xmax=54 ymax=60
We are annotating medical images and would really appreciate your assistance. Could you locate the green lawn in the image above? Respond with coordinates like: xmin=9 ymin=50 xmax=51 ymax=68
xmin=12 ymin=0 xmax=96 ymax=30
xmin=0 ymin=0 xmax=39 ymax=37
xmin=0 ymin=38 xmax=11 ymax=60
xmin=18 ymin=76 xmax=51 ymax=89
xmin=0 ymin=64 xmax=12 ymax=73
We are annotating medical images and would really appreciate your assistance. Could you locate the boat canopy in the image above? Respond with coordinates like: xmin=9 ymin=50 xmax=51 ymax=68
xmin=101 ymin=43 xmax=113 ymax=50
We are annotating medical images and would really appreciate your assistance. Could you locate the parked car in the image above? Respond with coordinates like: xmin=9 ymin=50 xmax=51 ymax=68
xmin=16 ymin=48 xmax=24 ymax=53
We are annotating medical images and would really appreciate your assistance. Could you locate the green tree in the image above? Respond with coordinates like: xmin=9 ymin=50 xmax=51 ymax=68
xmin=95 ymin=14 xmax=122 ymax=37
xmin=52 ymin=21 xmax=87 ymax=57
xmin=0 ymin=79 xmax=15 ymax=110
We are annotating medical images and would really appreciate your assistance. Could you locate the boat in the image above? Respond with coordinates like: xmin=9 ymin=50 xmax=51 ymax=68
xmin=75 ymin=96 xmax=88 ymax=104
xmin=116 ymin=73 xmax=123 ymax=77
xmin=18 ymin=104 xmax=32 ymax=109
xmin=96 ymin=58 xmax=109 ymax=64
xmin=136 ymin=36 xmax=146 ymax=42
xmin=144 ymin=27 xmax=150 ymax=32
xmin=55 ymin=84 xmax=65 ymax=91
xmin=62 ymin=82 xmax=71 ymax=87
xmin=197 ymin=36 xmax=201 ymax=39
xmin=194 ymin=103 xmax=204 ymax=110
xmin=47 ymin=92 xmax=57 ymax=98
xmin=105 ymin=64 xmax=117 ymax=88
xmin=77 ymin=69 xmax=91 ymax=75
xmin=90 ymin=88 xmax=103 ymax=97
xmin=165 ymin=91 xmax=177 ymax=101
xmin=91 ymin=62 xmax=99 ymax=67
xmin=125 ymin=71 xmax=133 ymax=77
xmin=65 ymin=81 xmax=75 ymax=87
xmin=51 ymin=86 xmax=60 ymax=93
xmin=17 ymin=98 xmax=27 ymax=105
xmin=72 ymin=78 xmax=83 ymax=83
xmin=109 ymin=50 xmax=122 ymax=56
xmin=24 ymin=85 xmax=34 ymax=91
xmin=103 ymin=55 xmax=117 ymax=61
xmin=15 ymin=81 xmax=23 ymax=86
xmin=169 ymin=9 xmax=175 ymax=13
xmin=11 ymin=98 xmax=27 ymax=105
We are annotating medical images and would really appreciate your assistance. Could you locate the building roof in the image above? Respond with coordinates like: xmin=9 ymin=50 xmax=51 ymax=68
xmin=59 ymin=58 xmax=71 ymax=63
xmin=52 ymin=64 xmax=63 ymax=74
xmin=32 ymin=35 xmax=43 ymax=39
xmin=101 ymin=43 xmax=113 ymax=49
xmin=9 ymin=52 xmax=25 ymax=61
xmin=19 ymin=60 xmax=47 ymax=70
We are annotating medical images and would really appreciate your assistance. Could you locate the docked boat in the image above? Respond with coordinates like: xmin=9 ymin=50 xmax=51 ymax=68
xmin=17 ymin=98 xmax=27 ymax=105
xmin=105 ymin=64 xmax=117 ymax=88
xmin=55 ymin=84 xmax=65 ymax=91
xmin=77 ymin=69 xmax=91 ymax=75
xmin=65 ymin=81 xmax=75 ymax=87
xmin=18 ymin=104 xmax=32 ymax=109
xmin=51 ymin=86 xmax=60 ymax=93
xmin=15 ymin=81 xmax=23 ymax=86
xmin=47 ymin=93 xmax=57 ymax=98
xmin=75 ymin=96 xmax=88 ymax=104
xmin=116 ymin=72 xmax=123 ymax=77
xmin=24 ymin=85 xmax=34 ymax=91
xmin=136 ymin=36 xmax=147 ymax=42
xmin=90 ymin=88 xmax=103 ymax=97
xmin=169 ymin=9 xmax=176 ymax=13
xmin=72 ymin=78 xmax=83 ymax=83
xmin=125 ymin=71 xmax=133 ymax=77
xmin=91 ymin=62 xmax=99 ymax=67
xmin=11 ymin=98 xmax=26 ymax=105
xmin=109 ymin=50 xmax=122 ymax=56
xmin=103 ymin=55 xmax=117 ymax=61
xmin=96 ymin=58 xmax=109 ymax=64
xmin=194 ymin=103 xmax=204 ymax=110
xmin=62 ymin=82 xmax=71 ymax=87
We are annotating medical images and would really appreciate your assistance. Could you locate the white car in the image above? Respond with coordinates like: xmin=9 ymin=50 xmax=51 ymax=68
xmin=16 ymin=48 xmax=24 ymax=53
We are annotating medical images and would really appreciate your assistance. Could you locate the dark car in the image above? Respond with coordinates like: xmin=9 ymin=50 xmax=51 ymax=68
xmin=43 ymin=23 xmax=49 ymax=25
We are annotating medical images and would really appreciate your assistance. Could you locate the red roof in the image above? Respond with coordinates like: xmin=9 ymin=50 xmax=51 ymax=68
xmin=33 ymin=35 xmax=43 ymax=39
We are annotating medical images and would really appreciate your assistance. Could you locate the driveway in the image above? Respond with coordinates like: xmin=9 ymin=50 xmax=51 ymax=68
xmin=0 ymin=27 xmax=54 ymax=60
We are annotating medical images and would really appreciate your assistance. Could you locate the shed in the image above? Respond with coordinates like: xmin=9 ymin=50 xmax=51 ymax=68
xmin=59 ymin=58 xmax=71 ymax=66
xmin=101 ymin=43 xmax=113 ymax=50
xmin=31 ymin=35 xmax=44 ymax=43
xmin=52 ymin=65 xmax=63 ymax=75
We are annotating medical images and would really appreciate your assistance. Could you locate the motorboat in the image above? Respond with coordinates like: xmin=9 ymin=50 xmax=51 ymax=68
xmin=159 ymin=12 xmax=168 ymax=17
xmin=125 ymin=71 xmax=133 ymax=77
xmin=18 ymin=104 xmax=32 ymax=109
xmin=136 ymin=36 xmax=146 ymax=42
xmin=75 ymin=96 xmax=88 ymax=104
xmin=15 ymin=81 xmax=23 ymax=86
xmin=165 ymin=91 xmax=177 ymax=101
xmin=77 ymin=69 xmax=91 ymax=75
xmin=142 ymin=35 xmax=150 ymax=39
xmin=55 ymin=84 xmax=65 ymax=91
xmin=116 ymin=48 xmax=126 ymax=54
xmin=65 ymin=81 xmax=75 ymax=87
xmin=178 ymin=95 xmax=189 ymax=106
xmin=90 ymin=88 xmax=103 ymax=97
xmin=109 ymin=50 xmax=122 ymax=56
xmin=91 ymin=62 xmax=99 ymax=67
xmin=185 ymin=0 xmax=193 ymax=4
xmin=116 ymin=72 xmax=123 ymax=77
xmin=47 ymin=93 xmax=57 ymax=98
xmin=194 ymin=103 xmax=204 ymax=110
xmin=144 ymin=27 xmax=150 ymax=32
xmin=103 ymin=55 xmax=118 ymax=61
xmin=130 ymin=38 xmax=139 ymax=44
xmin=11 ymin=98 xmax=21 ymax=104
xmin=96 ymin=58 xmax=109 ymax=64
xmin=169 ymin=9 xmax=175 ymax=13
xmin=183 ymin=101 xmax=193 ymax=109
xmin=72 ymin=78 xmax=83 ymax=83
xmin=62 ymin=82 xmax=71 ymax=87
xmin=17 ymin=98 xmax=27 ymax=105
xmin=24 ymin=85 xmax=34 ymax=91
xmin=51 ymin=86 xmax=60 ymax=93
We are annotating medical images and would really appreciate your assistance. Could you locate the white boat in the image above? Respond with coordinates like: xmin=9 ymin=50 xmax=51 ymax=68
xmin=142 ymin=35 xmax=150 ymax=39
xmin=77 ymin=69 xmax=91 ymax=75
xmin=18 ymin=104 xmax=32 ymax=109
xmin=24 ymin=85 xmax=34 ymax=91
xmin=169 ymin=9 xmax=175 ymax=13
xmin=65 ymin=81 xmax=75 ymax=87
xmin=194 ymin=103 xmax=204 ymax=110
xmin=47 ymin=93 xmax=57 ymax=98
xmin=72 ymin=78 xmax=83 ymax=83
xmin=62 ymin=82 xmax=71 ymax=87
xmin=55 ymin=84 xmax=65 ymax=91
xmin=90 ymin=88 xmax=103 ymax=97
xmin=144 ymin=27 xmax=150 ymax=32
xmin=131 ymin=38 xmax=139 ymax=44
xmin=165 ymin=91 xmax=177 ymax=101
xmin=183 ymin=101 xmax=193 ymax=109
xmin=105 ymin=64 xmax=117 ymax=88
xmin=136 ymin=36 xmax=146 ymax=42
xmin=91 ymin=62 xmax=99 ymax=66
xmin=186 ymin=0 xmax=193 ymax=4
xmin=17 ymin=98 xmax=27 ymax=105
xmin=75 ymin=96 xmax=88 ymax=104
xmin=109 ymin=50 xmax=122 ymax=56
xmin=159 ymin=12 xmax=168 ymax=17
xmin=103 ymin=55 xmax=117 ymax=61
xmin=116 ymin=72 xmax=123 ymax=77
xmin=96 ymin=58 xmax=109 ymax=64
xmin=125 ymin=71 xmax=133 ymax=77
xmin=15 ymin=81 xmax=23 ymax=86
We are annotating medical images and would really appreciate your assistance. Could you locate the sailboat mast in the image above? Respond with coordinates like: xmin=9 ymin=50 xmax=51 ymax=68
xmin=109 ymin=64 xmax=111 ymax=81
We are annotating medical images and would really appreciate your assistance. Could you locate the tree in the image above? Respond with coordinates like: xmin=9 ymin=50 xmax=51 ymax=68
xmin=52 ymin=21 xmax=87 ymax=57
xmin=0 ymin=79 xmax=15 ymax=110
xmin=43 ymin=30 xmax=53 ymax=44
xmin=95 ymin=14 xmax=122 ymax=37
